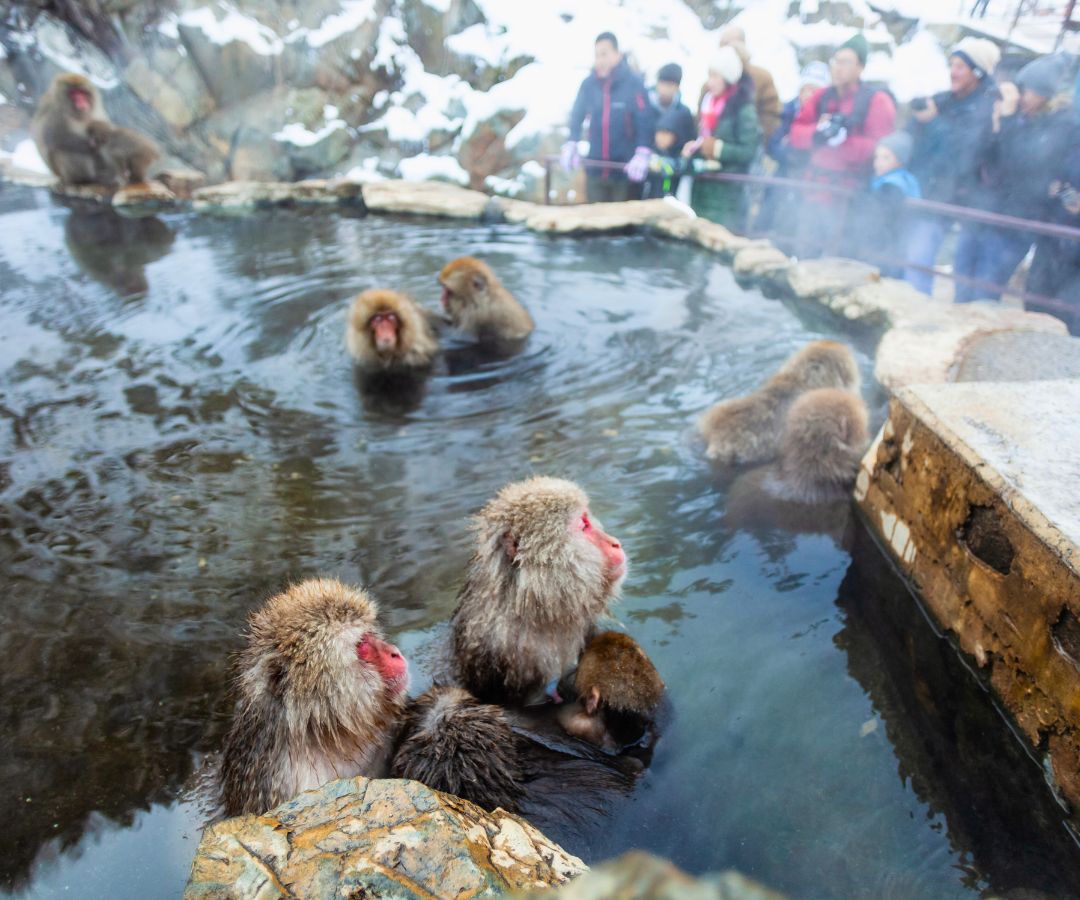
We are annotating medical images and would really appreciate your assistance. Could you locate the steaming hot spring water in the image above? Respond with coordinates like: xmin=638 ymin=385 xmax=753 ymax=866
xmin=1 ymin=186 xmax=1078 ymax=899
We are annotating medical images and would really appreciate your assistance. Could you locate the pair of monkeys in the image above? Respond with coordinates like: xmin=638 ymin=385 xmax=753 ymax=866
xmin=31 ymin=73 xmax=160 ymax=188
xmin=218 ymin=476 xmax=664 ymax=819
xmin=345 ymin=256 xmax=535 ymax=370
xmin=697 ymin=340 xmax=870 ymax=503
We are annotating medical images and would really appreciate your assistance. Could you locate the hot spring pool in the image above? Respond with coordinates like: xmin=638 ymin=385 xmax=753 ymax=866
xmin=1 ymin=187 xmax=1078 ymax=899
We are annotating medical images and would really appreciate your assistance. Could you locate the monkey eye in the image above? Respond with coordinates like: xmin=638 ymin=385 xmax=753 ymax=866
xmin=578 ymin=512 xmax=592 ymax=532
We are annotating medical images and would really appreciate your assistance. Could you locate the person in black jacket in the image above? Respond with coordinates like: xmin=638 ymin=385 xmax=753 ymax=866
xmin=562 ymin=32 xmax=652 ymax=202
xmin=953 ymin=53 xmax=1073 ymax=303
xmin=646 ymin=63 xmax=696 ymax=155
xmin=904 ymin=37 xmax=1001 ymax=295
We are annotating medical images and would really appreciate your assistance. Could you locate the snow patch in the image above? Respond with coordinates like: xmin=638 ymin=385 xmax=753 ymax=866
xmin=293 ymin=0 xmax=377 ymax=48
xmin=343 ymin=158 xmax=386 ymax=182
xmin=8 ymin=139 xmax=51 ymax=175
xmin=274 ymin=119 xmax=345 ymax=147
xmin=159 ymin=3 xmax=284 ymax=55
xmin=398 ymin=153 xmax=469 ymax=184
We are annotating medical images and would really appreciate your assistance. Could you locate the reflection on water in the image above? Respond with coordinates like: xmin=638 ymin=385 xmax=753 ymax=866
xmin=0 ymin=186 xmax=1077 ymax=899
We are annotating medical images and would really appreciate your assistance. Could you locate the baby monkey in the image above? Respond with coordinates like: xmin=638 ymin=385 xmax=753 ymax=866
xmin=86 ymin=120 xmax=160 ymax=186
xmin=557 ymin=631 xmax=665 ymax=752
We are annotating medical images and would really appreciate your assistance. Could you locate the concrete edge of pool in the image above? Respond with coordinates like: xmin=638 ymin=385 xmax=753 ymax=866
xmin=6 ymin=168 xmax=1079 ymax=893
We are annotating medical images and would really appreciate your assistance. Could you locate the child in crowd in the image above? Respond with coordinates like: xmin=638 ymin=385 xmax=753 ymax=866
xmin=644 ymin=108 xmax=692 ymax=198
xmin=848 ymin=131 xmax=921 ymax=275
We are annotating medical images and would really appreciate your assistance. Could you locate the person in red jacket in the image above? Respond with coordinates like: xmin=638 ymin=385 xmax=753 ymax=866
xmin=786 ymin=33 xmax=896 ymax=255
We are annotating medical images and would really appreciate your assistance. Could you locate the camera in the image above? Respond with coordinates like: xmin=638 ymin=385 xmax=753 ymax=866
xmin=910 ymin=97 xmax=929 ymax=112
xmin=813 ymin=114 xmax=849 ymax=146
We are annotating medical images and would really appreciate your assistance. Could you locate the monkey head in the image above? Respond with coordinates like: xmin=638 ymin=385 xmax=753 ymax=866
xmin=346 ymin=289 xmax=438 ymax=370
xmin=775 ymin=339 xmax=860 ymax=395
xmin=574 ymin=631 xmax=664 ymax=716
xmin=239 ymin=578 xmax=408 ymax=727
xmin=438 ymin=256 xmax=492 ymax=324
xmin=55 ymin=73 xmax=99 ymax=122
xmin=476 ymin=476 xmax=627 ymax=607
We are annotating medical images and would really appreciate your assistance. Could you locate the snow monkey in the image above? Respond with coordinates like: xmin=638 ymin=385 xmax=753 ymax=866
xmin=437 ymin=256 xmax=535 ymax=344
xmin=32 ymin=73 xmax=158 ymax=187
xmin=698 ymin=339 xmax=860 ymax=465
xmin=764 ymin=387 xmax=870 ymax=504
xmin=86 ymin=120 xmax=160 ymax=186
xmin=556 ymin=631 xmax=665 ymax=751
xmin=451 ymin=477 xmax=627 ymax=707
xmin=218 ymin=578 xmax=409 ymax=817
xmin=345 ymin=288 xmax=440 ymax=372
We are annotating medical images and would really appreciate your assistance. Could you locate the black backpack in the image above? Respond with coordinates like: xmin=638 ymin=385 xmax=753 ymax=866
xmin=818 ymin=82 xmax=896 ymax=134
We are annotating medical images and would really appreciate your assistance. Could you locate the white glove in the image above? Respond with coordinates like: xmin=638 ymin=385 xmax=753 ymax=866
xmin=560 ymin=141 xmax=581 ymax=172
xmin=624 ymin=146 xmax=651 ymax=182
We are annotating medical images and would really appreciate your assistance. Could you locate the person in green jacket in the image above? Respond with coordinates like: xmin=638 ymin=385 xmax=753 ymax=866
xmin=683 ymin=45 xmax=762 ymax=229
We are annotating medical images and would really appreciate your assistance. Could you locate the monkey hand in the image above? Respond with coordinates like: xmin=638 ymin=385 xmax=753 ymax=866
xmin=624 ymin=146 xmax=651 ymax=182
xmin=560 ymin=141 xmax=581 ymax=172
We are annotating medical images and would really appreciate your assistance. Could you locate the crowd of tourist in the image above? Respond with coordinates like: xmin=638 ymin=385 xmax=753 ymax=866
xmin=561 ymin=29 xmax=1080 ymax=326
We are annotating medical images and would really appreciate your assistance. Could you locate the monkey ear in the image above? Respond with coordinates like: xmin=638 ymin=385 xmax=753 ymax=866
xmin=472 ymin=273 xmax=487 ymax=292
xmin=584 ymin=685 xmax=602 ymax=715
xmin=502 ymin=531 xmax=518 ymax=560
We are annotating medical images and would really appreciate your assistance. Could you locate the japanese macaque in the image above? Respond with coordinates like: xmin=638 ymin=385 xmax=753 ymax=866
xmin=392 ymin=685 xmax=524 ymax=812
xmin=698 ymin=339 xmax=860 ymax=465
xmin=31 ymin=73 xmax=116 ymax=185
xmin=557 ymin=631 xmax=665 ymax=752
xmin=451 ymin=477 xmax=627 ymax=706
xmin=764 ymin=387 xmax=870 ymax=503
xmin=218 ymin=578 xmax=409 ymax=817
xmin=345 ymin=289 xmax=439 ymax=372
xmin=86 ymin=120 xmax=160 ymax=185
xmin=437 ymin=256 xmax=535 ymax=344
xmin=391 ymin=684 xmax=637 ymax=822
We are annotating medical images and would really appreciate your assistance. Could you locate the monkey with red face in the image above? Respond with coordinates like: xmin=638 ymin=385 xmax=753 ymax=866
xmin=438 ymin=257 xmax=534 ymax=346
xmin=346 ymin=289 xmax=439 ymax=373
xmin=451 ymin=476 xmax=627 ymax=707
xmin=218 ymin=578 xmax=409 ymax=817
xmin=32 ymin=73 xmax=159 ymax=188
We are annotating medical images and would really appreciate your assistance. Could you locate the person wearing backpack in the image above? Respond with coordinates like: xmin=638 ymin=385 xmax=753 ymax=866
xmin=788 ymin=34 xmax=897 ymax=190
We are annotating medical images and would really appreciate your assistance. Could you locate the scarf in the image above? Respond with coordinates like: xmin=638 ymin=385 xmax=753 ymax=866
xmin=699 ymin=85 xmax=736 ymax=137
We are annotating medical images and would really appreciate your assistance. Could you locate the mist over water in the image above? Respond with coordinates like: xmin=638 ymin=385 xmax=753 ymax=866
xmin=1 ymin=187 xmax=1077 ymax=899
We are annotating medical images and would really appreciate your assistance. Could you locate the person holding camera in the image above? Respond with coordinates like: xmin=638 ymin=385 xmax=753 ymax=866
xmin=952 ymin=53 xmax=1074 ymax=303
xmin=903 ymin=37 xmax=1001 ymax=295
xmin=787 ymin=34 xmax=896 ymax=192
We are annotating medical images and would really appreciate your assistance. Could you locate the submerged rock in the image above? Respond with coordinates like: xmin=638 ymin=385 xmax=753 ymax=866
xmin=184 ymin=776 xmax=586 ymax=899
xmin=530 ymin=851 xmax=787 ymax=900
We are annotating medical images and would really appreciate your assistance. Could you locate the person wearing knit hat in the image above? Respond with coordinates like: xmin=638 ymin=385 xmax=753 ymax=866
xmin=902 ymin=38 xmax=1002 ymax=295
xmin=950 ymin=37 xmax=1000 ymax=81
xmin=846 ymin=131 xmax=921 ymax=277
xmin=838 ymin=32 xmax=869 ymax=67
xmin=682 ymin=46 xmax=761 ymax=228
xmin=950 ymin=51 xmax=1074 ymax=303
xmin=719 ymin=25 xmax=783 ymax=142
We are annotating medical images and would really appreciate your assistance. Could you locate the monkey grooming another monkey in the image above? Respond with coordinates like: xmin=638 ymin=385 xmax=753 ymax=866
xmin=698 ymin=339 xmax=860 ymax=465
xmin=764 ymin=387 xmax=870 ymax=504
xmin=86 ymin=120 xmax=160 ymax=186
xmin=438 ymin=257 xmax=535 ymax=344
xmin=557 ymin=631 xmax=665 ymax=752
xmin=346 ymin=289 xmax=439 ymax=373
xmin=451 ymin=476 xmax=627 ymax=707
xmin=218 ymin=578 xmax=409 ymax=817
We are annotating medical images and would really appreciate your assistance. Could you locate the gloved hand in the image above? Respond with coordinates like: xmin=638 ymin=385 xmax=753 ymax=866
xmin=560 ymin=141 xmax=581 ymax=172
xmin=624 ymin=146 xmax=651 ymax=182
xmin=826 ymin=126 xmax=849 ymax=148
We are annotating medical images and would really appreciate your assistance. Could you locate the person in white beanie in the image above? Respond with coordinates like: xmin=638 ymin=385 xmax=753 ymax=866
xmin=902 ymin=37 xmax=1002 ymax=295
xmin=680 ymin=45 xmax=761 ymax=228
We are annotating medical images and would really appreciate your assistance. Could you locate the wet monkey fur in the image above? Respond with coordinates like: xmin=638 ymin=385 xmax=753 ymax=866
xmin=556 ymin=631 xmax=665 ymax=751
xmin=698 ymin=340 xmax=860 ymax=465
xmin=346 ymin=288 xmax=440 ymax=372
xmin=450 ymin=477 xmax=627 ymax=706
xmin=218 ymin=579 xmax=409 ymax=817
xmin=86 ymin=120 xmax=160 ymax=186
xmin=438 ymin=257 xmax=535 ymax=344
xmin=765 ymin=387 xmax=870 ymax=504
